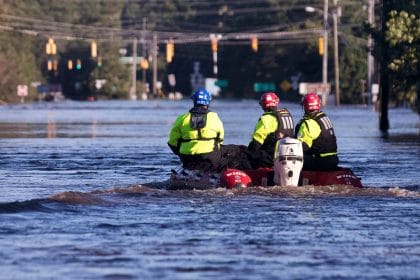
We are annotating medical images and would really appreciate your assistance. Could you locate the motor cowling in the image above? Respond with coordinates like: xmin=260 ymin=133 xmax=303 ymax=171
xmin=220 ymin=169 xmax=252 ymax=189
xmin=273 ymin=137 xmax=303 ymax=186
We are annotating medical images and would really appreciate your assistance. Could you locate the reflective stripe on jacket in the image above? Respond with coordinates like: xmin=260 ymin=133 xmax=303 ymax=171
xmin=168 ymin=111 xmax=224 ymax=155
xmin=252 ymin=108 xmax=294 ymax=145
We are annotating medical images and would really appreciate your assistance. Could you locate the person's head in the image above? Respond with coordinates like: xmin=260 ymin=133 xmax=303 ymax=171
xmin=191 ymin=88 xmax=211 ymax=107
xmin=259 ymin=92 xmax=279 ymax=111
xmin=303 ymin=93 xmax=321 ymax=113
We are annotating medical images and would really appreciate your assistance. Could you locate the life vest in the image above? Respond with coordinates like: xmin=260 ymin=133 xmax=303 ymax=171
xmin=273 ymin=108 xmax=294 ymax=139
xmin=173 ymin=107 xmax=223 ymax=155
xmin=259 ymin=108 xmax=294 ymax=150
xmin=296 ymin=111 xmax=337 ymax=157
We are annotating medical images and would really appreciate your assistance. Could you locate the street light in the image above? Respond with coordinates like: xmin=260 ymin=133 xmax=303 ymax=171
xmin=304 ymin=6 xmax=316 ymax=13
xmin=305 ymin=3 xmax=328 ymax=106
xmin=305 ymin=0 xmax=341 ymax=106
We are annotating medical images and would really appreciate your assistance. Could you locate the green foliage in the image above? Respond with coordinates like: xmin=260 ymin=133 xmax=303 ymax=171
xmin=385 ymin=9 xmax=419 ymax=111
xmin=366 ymin=0 xmax=419 ymax=112
xmin=1 ymin=0 xmax=403 ymax=107
xmin=339 ymin=43 xmax=367 ymax=104
xmin=89 ymin=44 xmax=131 ymax=99
xmin=386 ymin=11 xmax=419 ymax=72
xmin=0 ymin=32 xmax=43 ymax=103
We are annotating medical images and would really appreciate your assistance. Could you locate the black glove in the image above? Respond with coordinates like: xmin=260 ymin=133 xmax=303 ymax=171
xmin=168 ymin=143 xmax=180 ymax=156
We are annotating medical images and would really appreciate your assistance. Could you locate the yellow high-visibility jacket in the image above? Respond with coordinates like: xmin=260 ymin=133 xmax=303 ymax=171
xmin=295 ymin=111 xmax=337 ymax=157
xmin=251 ymin=109 xmax=294 ymax=146
xmin=168 ymin=110 xmax=223 ymax=155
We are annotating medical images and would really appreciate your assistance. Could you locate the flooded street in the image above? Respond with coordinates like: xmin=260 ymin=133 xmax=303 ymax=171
xmin=0 ymin=100 xmax=419 ymax=279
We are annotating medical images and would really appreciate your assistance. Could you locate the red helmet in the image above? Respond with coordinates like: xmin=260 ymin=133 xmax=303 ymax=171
xmin=259 ymin=92 xmax=279 ymax=110
xmin=303 ymin=93 xmax=321 ymax=112
xmin=220 ymin=169 xmax=252 ymax=189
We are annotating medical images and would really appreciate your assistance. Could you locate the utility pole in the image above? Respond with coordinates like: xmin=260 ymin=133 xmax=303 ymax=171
xmin=333 ymin=0 xmax=340 ymax=106
xmin=130 ymin=37 xmax=138 ymax=100
xmin=322 ymin=0 xmax=329 ymax=106
xmin=141 ymin=18 xmax=147 ymax=98
xmin=152 ymin=33 xmax=158 ymax=97
xmin=367 ymin=0 xmax=375 ymax=105
xmin=379 ymin=0 xmax=390 ymax=133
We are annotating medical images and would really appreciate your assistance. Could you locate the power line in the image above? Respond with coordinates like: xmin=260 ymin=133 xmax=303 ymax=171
xmin=0 ymin=13 xmax=323 ymax=43
xmin=0 ymin=0 xmax=368 ymax=47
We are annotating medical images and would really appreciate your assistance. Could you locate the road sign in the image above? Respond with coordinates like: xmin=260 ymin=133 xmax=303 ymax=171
xmin=371 ymin=83 xmax=379 ymax=94
xmin=205 ymin=78 xmax=220 ymax=97
xmin=17 ymin=85 xmax=28 ymax=97
xmin=279 ymin=80 xmax=291 ymax=92
xmin=299 ymin=82 xmax=330 ymax=95
xmin=215 ymin=79 xmax=228 ymax=88
xmin=168 ymin=74 xmax=176 ymax=87
xmin=254 ymin=83 xmax=276 ymax=92
xmin=119 ymin=56 xmax=142 ymax=64
xmin=95 ymin=79 xmax=107 ymax=90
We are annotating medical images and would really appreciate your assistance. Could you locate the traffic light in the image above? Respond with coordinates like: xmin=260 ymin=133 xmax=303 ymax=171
xmin=45 ymin=38 xmax=57 ymax=55
xmin=45 ymin=40 xmax=51 ymax=55
xmin=318 ymin=37 xmax=324 ymax=56
xmin=97 ymin=57 xmax=102 ymax=68
xmin=166 ymin=39 xmax=174 ymax=63
xmin=76 ymin=59 xmax=81 ymax=70
xmin=52 ymin=59 xmax=58 ymax=71
xmin=140 ymin=57 xmax=149 ymax=69
xmin=67 ymin=59 xmax=73 ymax=70
xmin=251 ymin=36 xmax=258 ymax=52
xmin=47 ymin=59 xmax=53 ymax=71
xmin=211 ymin=37 xmax=218 ymax=53
xmin=91 ymin=40 xmax=97 ymax=58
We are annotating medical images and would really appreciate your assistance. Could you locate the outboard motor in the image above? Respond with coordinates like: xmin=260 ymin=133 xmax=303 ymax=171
xmin=273 ymin=137 xmax=303 ymax=186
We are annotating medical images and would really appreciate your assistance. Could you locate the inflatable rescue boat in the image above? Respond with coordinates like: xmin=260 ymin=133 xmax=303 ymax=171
xmin=170 ymin=138 xmax=362 ymax=189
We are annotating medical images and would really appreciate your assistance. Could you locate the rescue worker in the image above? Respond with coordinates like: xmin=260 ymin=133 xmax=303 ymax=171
xmin=295 ymin=93 xmax=339 ymax=171
xmin=168 ymin=89 xmax=225 ymax=172
xmin=244 ymin=92 xmax=294 ymax=169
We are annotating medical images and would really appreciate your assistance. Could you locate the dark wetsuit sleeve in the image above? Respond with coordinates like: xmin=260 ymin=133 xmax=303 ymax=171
xmin=247 ymin=139 xmax=262 ymax=152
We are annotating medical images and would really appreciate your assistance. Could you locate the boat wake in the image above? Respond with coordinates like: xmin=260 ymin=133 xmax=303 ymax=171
xmin=0 ymin=199 xmax=52 ymax=214
xmin=0 ymin=183 xmax=419 ymax=214
xmin=162 ymin=183 xmax=420 ymax=198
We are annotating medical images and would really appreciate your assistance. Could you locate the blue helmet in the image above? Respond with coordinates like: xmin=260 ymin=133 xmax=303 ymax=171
xmin=191 ymin=89 xmax=211 ymax=106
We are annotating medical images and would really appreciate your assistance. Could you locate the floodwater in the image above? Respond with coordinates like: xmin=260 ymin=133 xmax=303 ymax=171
xmin=0 ymin=99 xmax=419 ymax=279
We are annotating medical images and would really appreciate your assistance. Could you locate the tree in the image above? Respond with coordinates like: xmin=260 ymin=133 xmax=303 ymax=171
xmin=0 ymin=0 xmax=392 ymax=105
xmin=89 ymin=44 xmax=131 ymax=99
xmin=386 ymin=10 xmax=419 ymax=112
xmin=0 ymin=33 xmax=43 ymax=103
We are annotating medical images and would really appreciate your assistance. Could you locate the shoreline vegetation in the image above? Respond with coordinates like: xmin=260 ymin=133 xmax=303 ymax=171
xmin=0 ymin=1 xmax=417 ymax=113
